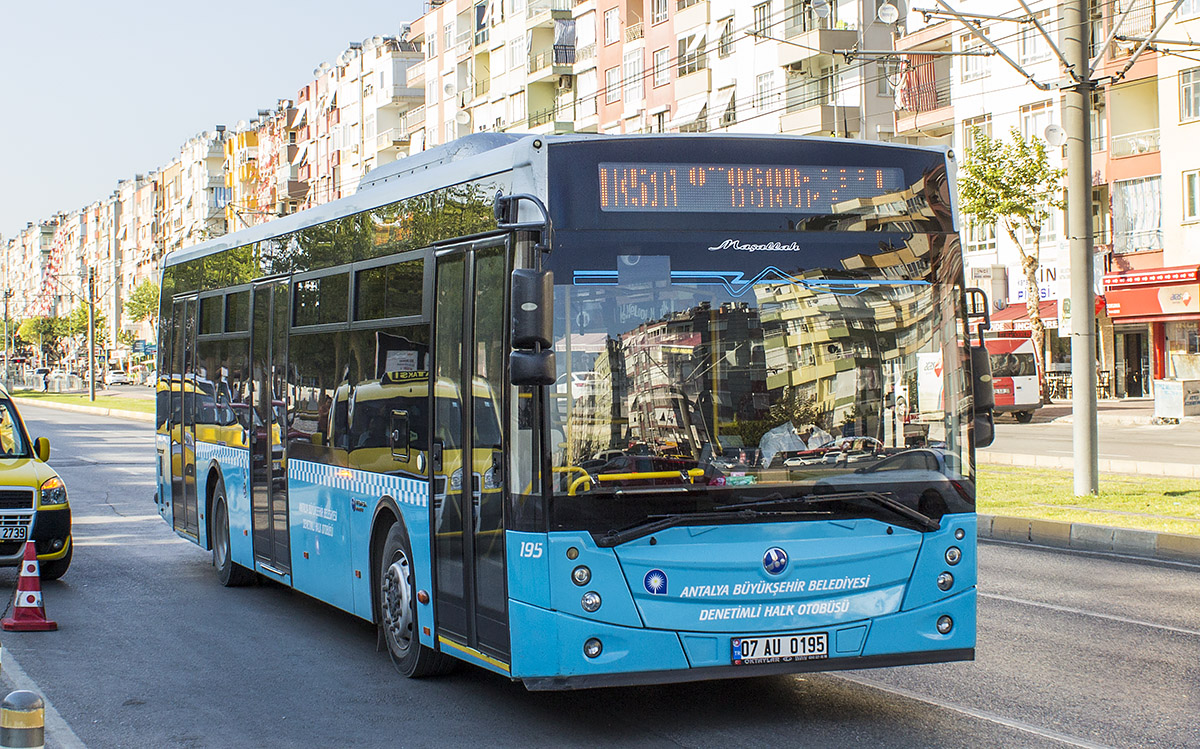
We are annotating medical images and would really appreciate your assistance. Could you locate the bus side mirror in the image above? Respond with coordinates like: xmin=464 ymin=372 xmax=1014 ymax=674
xmin=510 ymin=350 xmax=556 ymax=387
xmin=34 ymin=437 xmax=50 ymax=463
xmin=971 ymin=344 xmax=995 ymax=448
xmin=511 ymin=269 xmax=553 ymax=349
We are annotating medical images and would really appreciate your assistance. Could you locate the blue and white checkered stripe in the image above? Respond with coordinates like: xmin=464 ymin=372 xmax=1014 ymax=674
xmin=195 ymin=441 xmax=250 ymax=471
xmin=288 ymin=460 xmax=429 ymax=508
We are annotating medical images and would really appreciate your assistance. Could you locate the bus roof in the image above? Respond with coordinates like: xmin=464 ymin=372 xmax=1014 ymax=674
xmin=163 ymin=133 xmax=951 ymax=271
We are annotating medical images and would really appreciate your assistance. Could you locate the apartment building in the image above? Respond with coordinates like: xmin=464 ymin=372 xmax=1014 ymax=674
xmin=890 ymin=0 xmax=1200 ymax=398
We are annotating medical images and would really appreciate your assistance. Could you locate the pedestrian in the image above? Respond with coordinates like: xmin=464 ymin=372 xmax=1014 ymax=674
xmin=42 ymin=371 xmax=49 ymax=392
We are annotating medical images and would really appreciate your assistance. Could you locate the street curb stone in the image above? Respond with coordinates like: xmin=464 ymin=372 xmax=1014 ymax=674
xmin=12 ymin=397 xmax=155 ymax=424
xmin=980 ymin=514 xmax=1200 ymax=564
xmin=977 ymin=450 xmax=1195 ymax=479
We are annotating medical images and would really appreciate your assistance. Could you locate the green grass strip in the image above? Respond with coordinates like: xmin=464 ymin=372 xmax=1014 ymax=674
xmin=12 ymin=391 xmax=156 ymax=414
xmin=978 ymin=464 xmax=1200 ymax=537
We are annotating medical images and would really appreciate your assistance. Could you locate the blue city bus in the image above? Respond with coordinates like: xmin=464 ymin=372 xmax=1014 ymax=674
xmin=155 ymin=133 xmax=994 ymax=689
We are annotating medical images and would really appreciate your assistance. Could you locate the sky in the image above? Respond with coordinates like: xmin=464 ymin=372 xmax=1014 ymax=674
xmin=0 ymin=0 xmax=425 ymax=241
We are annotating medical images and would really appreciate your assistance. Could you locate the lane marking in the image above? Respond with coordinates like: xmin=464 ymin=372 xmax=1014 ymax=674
xmin=830 ymin=673 xmax=1114 ymax=749
xmin=981 ymin=592 xmax=1200 ymax=637
xmin=1 ymin=646 xmax=86 ymax=748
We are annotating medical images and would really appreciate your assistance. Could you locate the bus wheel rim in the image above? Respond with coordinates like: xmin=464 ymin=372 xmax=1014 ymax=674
xmin=215 ymin=504 xmax=229 ymax=567
xmin=383 ymin=552 xmax=413 ymax=653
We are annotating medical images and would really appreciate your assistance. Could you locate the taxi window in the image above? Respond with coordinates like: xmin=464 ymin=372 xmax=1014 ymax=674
xmin=0 ymin=402 xmax=29 ymax=458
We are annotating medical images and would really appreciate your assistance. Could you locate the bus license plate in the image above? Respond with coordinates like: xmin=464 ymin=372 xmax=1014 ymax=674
xmin=732 ymin=633 xmax=828 ymax=665
xmin=0 ymin=527 xmax=27 ymax=541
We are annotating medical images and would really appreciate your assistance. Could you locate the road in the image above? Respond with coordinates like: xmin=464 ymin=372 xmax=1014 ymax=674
xmin=987 ymin=417 xmax=1200 ymax=465
xmin=3 ymin=404 xmax=1198 ymax=747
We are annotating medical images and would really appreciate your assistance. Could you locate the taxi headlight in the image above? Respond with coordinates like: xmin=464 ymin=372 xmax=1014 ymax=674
xmin=483 ymin=465 xmax=502 ymax=490
xmin=449 ymin=468 xmax=463 ymax=492
xmin=40 ymin=476 xmax=68 ymax=506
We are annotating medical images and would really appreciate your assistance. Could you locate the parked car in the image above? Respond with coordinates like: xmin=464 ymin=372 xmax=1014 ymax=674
xmin=106 ymin=370 xmax=131 ymax=385
xmin=0 ymin=387 xmax=72 ymax=579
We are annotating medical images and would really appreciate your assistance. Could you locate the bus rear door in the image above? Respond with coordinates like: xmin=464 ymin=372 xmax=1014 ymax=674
xmin=432 ymin=240 xmax=510 ymax=666
xmin=170 ymin=296 xmax=200 ymax=539
xmin=250 ymin=279 xmax=291 ymax=576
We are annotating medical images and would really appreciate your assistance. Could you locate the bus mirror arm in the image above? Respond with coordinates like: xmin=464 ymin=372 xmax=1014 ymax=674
xmin=964 ymin=287 xmax=992 ymax=346
xmin=494 ymin=192 xmax=553 ymax=252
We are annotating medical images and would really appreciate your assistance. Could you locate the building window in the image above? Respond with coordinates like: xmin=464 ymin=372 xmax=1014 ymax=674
xmin=427 ymin=29 xmax=437 ymax=58
xmin=755 ymin=72 xmax=778 ymax=112
xmin=1091 ymin=89 xmax=1107 ymax=151
xmin=623 ymin=50 xmax=644 ymax=103
xmin=509 ymin=40 xmax=523 ymax=71
xmin=963 ymin=114 xmax=992 ymax=152
xmin=719 ymin=18 xmax=735 ymax=57
xmin=752 ymin=2 xmax=771 ymax=40
xmin=965 ymin=218 xmax=996 ymax=253
xmin=653 ymin=48 xmax=670 ymax=86
xmin=1020 ymin=100 xmax=1054 ymax=141
xmin=443 ymin=23 xmax=453 ymax=54
xmin=678 ymin=0 xmax=700 ymax=9
xmin=720 ymin=93 xmax=737 ymax=127
xmin=677 ymin=34 xmax=707 ymax=76
xmin=1180 ymin=0 xmax=1200 ymax=19
xmin=1181 ymin=68 xmax=1200 ymax=121
xmin=1112 ymin=176 xmax=1163 ymax=254
xmin=605 ymin=66 xmax=621 ymax=103
xmin=1020 ymin=11 xmax=1051 ymax=64
xmin=960 ymin=32 xmax=989 ymax=81
xmin=604 ymin=9 xmax=619 ymax=44
xmin=652 ymin=0 xmax=668 ymax=24
xmin=1185 ymin=170 xmax=1200 ymax=221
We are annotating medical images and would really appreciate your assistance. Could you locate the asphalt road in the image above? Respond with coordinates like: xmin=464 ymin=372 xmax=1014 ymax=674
xmin=986 ymin=418 xmax=1200 ymax=466
xmin=3 ymin=405 xmax=1198 ymax=748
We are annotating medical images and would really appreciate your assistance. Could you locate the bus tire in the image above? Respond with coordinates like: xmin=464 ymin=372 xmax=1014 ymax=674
xmin=213 ymin=487 xmax=254 ymax=587
xmin=40 ymin=542 xmax=72 ymax=581
xmin=379 ymin=523 xmax=454 ymax=678
xmin=1015 ymin=410 xmax=1034 ymax=423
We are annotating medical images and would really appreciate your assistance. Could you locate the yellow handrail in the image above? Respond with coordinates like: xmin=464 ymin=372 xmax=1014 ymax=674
xmin=595 ymin=469 xmax=705 ymax=483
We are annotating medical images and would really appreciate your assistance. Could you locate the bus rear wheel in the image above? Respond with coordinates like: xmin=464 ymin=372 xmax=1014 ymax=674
xmin=379 ymin=524 xmax=454 ymax=678
xmin=213 ymin=488 xmax=254 ymax=587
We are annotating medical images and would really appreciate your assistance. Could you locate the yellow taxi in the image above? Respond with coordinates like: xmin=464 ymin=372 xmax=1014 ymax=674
xmin=0 ymin=387 xmax=71 ymax=579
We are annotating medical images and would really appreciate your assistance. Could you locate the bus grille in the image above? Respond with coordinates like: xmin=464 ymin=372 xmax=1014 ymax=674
xmin=0 ymin=491 xmax=34 ymax=510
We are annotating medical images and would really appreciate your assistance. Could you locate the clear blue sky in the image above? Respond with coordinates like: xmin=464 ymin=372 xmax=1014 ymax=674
xmin=0 ymin=0 xmax=425 ymax=241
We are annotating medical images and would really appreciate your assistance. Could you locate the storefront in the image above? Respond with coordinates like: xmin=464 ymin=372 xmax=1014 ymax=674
xmin=1103 ymin=265 xmax=1200 ymax=398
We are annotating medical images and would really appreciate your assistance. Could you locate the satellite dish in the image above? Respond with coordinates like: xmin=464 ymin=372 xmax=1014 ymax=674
xmin=373 ymin=35 xmax=384 ymax=46
xmin=443 ymin=81 xmax=457 ymax=97
xmin=455 ymin=110 xmax=470 ymax=125
xmin=1044 ymin=123 xmax=1066 ymax=146
xmin=877 ymin=2 xmax=900 ymax=24
xmin=813 ymin=0 xmax=831 ymax=19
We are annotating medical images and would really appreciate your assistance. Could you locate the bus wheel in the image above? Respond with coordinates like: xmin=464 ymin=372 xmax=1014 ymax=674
xmin=1015 ymin=411 xmax=1034 ymax=423
xmin=40 ymin=542 xmax=72 ymax=581
xmin=379 ymin=524 xmax=454 ymax=678
xmin=213 ymin=487 xmax=254 ymax=587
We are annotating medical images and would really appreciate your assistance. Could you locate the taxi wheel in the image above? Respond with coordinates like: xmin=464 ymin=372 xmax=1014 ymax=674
xmin=40 ymin=543 xmax=72 ymax=581
xmin=378 ymin=523 xmax=455 ymax=678
xmin=213 ymin=488 xmax=254 ymax=587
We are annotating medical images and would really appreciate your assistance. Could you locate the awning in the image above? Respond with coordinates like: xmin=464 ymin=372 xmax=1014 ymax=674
xmin=289 ymin=107 xmax=307 ymax=129
xmin=291 ymin=142 xmax=310 ymax=166
xmin=710 ymin=86 xmax=735 ymax=127
xmin=669 ymin=95 xmax=707 ymax=130
xmin=1106 ymin=283 xmax=1199 ymax=318
xmin=991 ymin=299 xmax=1058 ymax=331
xmin=1103 ymin=264 xmax=1200 ymax=289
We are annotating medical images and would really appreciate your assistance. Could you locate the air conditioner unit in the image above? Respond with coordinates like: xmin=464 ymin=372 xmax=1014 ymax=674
xmin=557 ymin=75 xmax=574 ymax=91
xmin=495 ymin=117 xmax=505 ymax=129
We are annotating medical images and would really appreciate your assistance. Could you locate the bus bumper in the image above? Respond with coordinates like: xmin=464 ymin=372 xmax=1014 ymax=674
xmin=511 ymin=588 xmax=976 ymax=691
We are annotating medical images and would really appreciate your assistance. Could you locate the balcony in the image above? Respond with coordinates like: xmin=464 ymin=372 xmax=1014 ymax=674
xmin=376 ymin=128 xmax=410 ymax=150
xmin=626 ymin=22 xmax=644 ymax=42
xmin=894 ymin=73 xmax=953 ymax=137
xmin=1110 ymin=128 xmax=1160 ymax=158
xmin=675 ymin=68 xmax=711 ymax=101
xmin=474 ymin=78 xmax=491 ymax=98
xmin=527 ymin=0 xmax=571 ymax=27
xmin=528 ymin=105 xmax=574 ymax=132
xmin=405 ymin=60 xmax=425 ymax=87
xmin=781 ymin=103 xmax=860 ymax=136
xmin=778 ymin=28 xmax=858 ymax=68
xmin=286 ymin=180 xmax=309 ymax=199
xmin=401 ymin=105 xmax=425 ymax=133
xmin=528 ymin=47 xmax=574 ymax=82
xmin=576 ymin=43 xmax=596 ymax=63
xmin=454 ymin=30 xmax=472 ymax=58
xmin=675 ymin=0 xmax=707 ymax=31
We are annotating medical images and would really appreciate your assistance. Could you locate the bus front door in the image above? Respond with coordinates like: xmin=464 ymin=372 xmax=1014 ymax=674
xmin=432 ymin=241 xmax=510 ymax=665
xmin=250 ymin=280 xmax=291 ymax=575
xmin=170 ymin=296 xmax=199 ymax=539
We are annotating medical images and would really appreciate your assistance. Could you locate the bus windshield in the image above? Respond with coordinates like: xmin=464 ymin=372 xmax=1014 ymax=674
xmin=547 ymin=238 xmax=972 ymax=534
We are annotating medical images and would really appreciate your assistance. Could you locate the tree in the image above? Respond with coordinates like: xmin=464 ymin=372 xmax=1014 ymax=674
xmin=18 ymin=317 xmax=66 ymax=365
xmin=64 ymin=305 xmax=109 ymax=350
xmin=124 ymin=279 xmax=160 ymax=332
xmin=959 ymin=127 xmax=1065 ymax=400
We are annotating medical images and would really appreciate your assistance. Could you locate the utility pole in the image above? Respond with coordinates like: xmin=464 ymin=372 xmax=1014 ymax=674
xmin=3 ymin=290 xmax=10 ymax=390
xmin=1062 ymin=0 xmax=1099 ymax=495
xmin=87 ymin=267 xmax=96 ymax=402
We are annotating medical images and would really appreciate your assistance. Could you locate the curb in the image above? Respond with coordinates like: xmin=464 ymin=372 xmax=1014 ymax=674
xmin=979 ymin=514 xmax=1200 ymax=565
xmin=12 ymin=397 xmax=155 ymax=424
xmin=977 ymin=449 xmax=1199 ymax=479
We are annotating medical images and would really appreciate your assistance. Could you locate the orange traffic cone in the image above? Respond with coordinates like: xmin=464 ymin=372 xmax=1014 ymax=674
xmin=2 ymin=542 xmax=57 ymax=631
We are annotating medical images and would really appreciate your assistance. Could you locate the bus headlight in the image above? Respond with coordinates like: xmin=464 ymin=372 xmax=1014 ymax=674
xmin=945 ymin=547 xmax=962 ymax=565
xmin=40 ymin=477 xmax=67 ymax=506
xmin=572 ymin=566 xmax=591 ymax=586
xmin=936 ymin=615 xmax=953 ymax=634
xmin=937 ymin=572 xmax=954 ymax=591
xmin=584 ymin=638 xmax=603 ymax=658
xmin=581 ymin=591 xmax=602 ymax=612
xmin=483 ymin=465 xmax=501 ymax=490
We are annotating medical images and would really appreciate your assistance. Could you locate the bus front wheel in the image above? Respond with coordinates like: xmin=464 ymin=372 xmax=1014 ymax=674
xmin=213 ymin=487 xmax=254 ymax=587
xmin=379 ymin=523 xmax=454 ymax=678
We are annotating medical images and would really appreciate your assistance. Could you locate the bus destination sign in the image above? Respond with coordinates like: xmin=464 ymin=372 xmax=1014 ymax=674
xmin=598 ymin=162 xmax=906 ymax=213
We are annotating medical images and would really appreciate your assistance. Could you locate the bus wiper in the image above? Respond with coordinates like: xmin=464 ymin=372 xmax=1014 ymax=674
xmin=596 ymin=508 xmax=827 ymax=548
xmin=717 ymin=491 xmax=940 ymax=532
